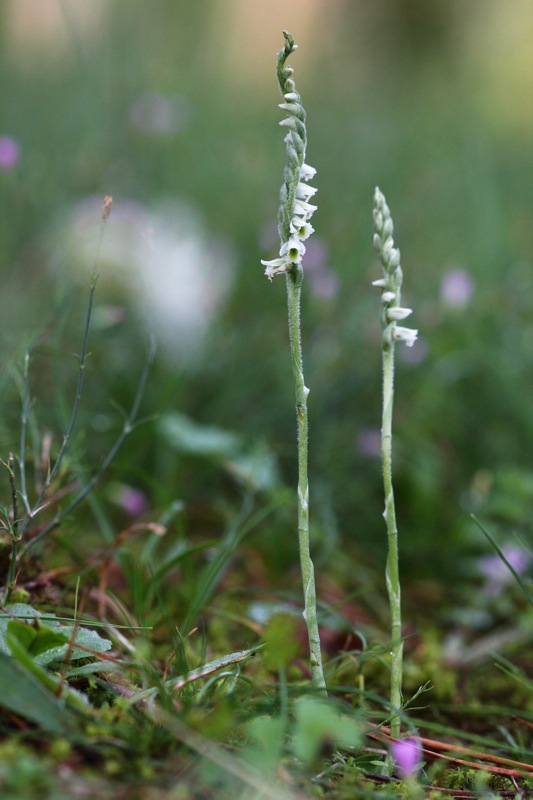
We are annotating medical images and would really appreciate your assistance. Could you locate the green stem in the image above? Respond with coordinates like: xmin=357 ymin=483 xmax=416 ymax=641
xmin=381 ymin=340 xmax=403 ymax=743
xmin=3 ymin=454 xmax=20 ymax=603
xmin=286 ymin=267 xmax=326 ymax=694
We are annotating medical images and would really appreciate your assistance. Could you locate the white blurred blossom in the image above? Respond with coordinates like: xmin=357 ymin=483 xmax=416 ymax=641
xmin=52 ymin=197 xmax=235 ymax=362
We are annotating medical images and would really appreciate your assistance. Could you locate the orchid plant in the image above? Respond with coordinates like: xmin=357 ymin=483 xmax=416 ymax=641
xmin=372 ymin=187 xmax=417 ymax=745
xmin=261 ymin=31 xmax=326 ymax=694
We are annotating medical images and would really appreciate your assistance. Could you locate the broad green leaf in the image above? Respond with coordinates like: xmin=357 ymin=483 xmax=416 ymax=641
xmin=7 ymin=618 xmax=69 ymax=657
xmin=6 ymin=626 xmax=92 ymax=717
xmin=0 ymin=603 xmax=112 ymax=666
xmin=0 ymin=650 xmax=77 ymax=734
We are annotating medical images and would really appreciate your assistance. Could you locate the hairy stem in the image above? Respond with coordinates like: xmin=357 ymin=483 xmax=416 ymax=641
xmin=381 ymin=341 xmax=403 ymax=742
xmin=286 ymin=268 xmax=326 ymax=694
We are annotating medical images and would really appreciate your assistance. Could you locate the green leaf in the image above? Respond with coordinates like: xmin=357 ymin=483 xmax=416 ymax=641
xmin=0 ymin=604 xmax=112 ymax=666
xmin=244 ymin=715 xmax=286 ymax=773
xmin=5 ymin=626 xmax=92 ymax=717
xmin=291 ymin=697 xmax=362 ymax=764
xmin=0 ymin=650 xmax=77 ymax=734
xmin=7 ymin=619 xmax=69 ymax=657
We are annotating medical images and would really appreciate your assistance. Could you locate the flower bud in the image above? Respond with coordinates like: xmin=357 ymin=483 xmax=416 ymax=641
xmin=279 ymin=117 xmax=297 ymax=131
xmin=387 ymin=307 xmax=413 ymax=321
xmin=383 ymin=218 xmax=394 ymax=237
xmin=279 ymin=102 xmax=300 ymax=115
xmin=373 ymin=210 xmax=383 ymax=231
xmin=389 ymin=248 xmax=401 ymax=269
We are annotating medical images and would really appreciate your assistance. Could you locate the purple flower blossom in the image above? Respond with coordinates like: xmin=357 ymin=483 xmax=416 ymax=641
xmin=477 ymin=545 xmax=531 ymax=595
xmin=0 ymin=136 xmax=20 ymax=170
xmin=112 ymin=484 xmax=149 ymax=517
xmin=440 ymin=268 xmax=474 ymax=309
xmin=391 ymin=737 xmax=422 ymax=779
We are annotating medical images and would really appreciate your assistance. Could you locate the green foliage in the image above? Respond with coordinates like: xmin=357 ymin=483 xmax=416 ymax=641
xmin=0 ymin=3 xmax=532 ymax=798
xmin=0 ymin=651 xmax=78 ymax=735
xmin=244 ymin=714 xmax=285 ymax=773
xmin=0 ymin=605 xmax=112 ymax=666
xmin=291 ymin=697 xmax=362 ymax=764
xmin=263 ymin=613 xmax=300 ymax=670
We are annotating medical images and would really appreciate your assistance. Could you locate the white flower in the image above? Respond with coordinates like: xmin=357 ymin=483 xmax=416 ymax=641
xmin=383 ymin=218 xmax=394 ymax=237
xmin=383 ymin=239 xmax=397 ymax=261
xmin=261 ymin=256 xmax=290 ymax=282
xmin=293 ymin=199 xmax=317 ymax=219
xmin=290 ymin=216 xmax=314 ymax=241
xmin=280 ymin=237 xmax=306 ymax=264
xmin=278 ymin=102 xmax=300 ymax=115
xmin=392 ymin=326 xmax=418 ymax=347
xmin=295 ymin=182 xmax=318 ymax=201
xmin=387 ymin=307 xmax=413 ymax=321
xmin=381 ymin=291 xmax=396 ymax=303
xmin=372 ymin=278 xmax=388 ymax=288
xmin=389 ymin=248 xmax=401 ymax=269
xmin=300 ymin=163 xmax=316 ymax=181
xmin=279 ymin=117 xmax=298 ymax=131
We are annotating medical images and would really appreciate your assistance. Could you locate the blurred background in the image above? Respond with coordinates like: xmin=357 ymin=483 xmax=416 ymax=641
xmin=0 ymin=0 xmax=532 ymax=612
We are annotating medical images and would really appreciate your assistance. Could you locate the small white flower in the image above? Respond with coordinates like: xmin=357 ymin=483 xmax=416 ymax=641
xmin=300 ymin=163 xmax=316 ymax=181
xmin=381 ymin=291 xmax=396 ymax=303
xmin=290 ymin=216 xmax=314 ymax=241
xmin=293 ymin=199 xmax=318 ymax=219
xmin=383 ymin=239 xmax=395 ymax=260
xmin=392 ymin=326 xmax=418 ymax=347
xmin=278 ymin=102 xmax=301 ymax=115
xmin=279 ymin=117 xmax=298 ymax=131
xmin=261 ymin=256 xmax=290 ymax=282
xmin=383 ymin=218 xmax=394 ymax=237
xmin=373 ymin=211 xmax=383 ymax=230
xmin=387 ymin=307 xmax=413 ymax=321
xmin=283 ymin=92 xmax=299 ymax=102
xmin=280 ymin=237 xmax=305 ymax=264
xmin=372 ymin=278 xmax=388 ymax=288
xmin=295 ymin=182 xmax=318 ymax=201
xmin=389 ymin=248 xmax=401 ymax=269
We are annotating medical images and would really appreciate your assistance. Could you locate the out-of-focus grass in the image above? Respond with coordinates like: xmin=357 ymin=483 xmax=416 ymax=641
xmin=0 ymin=0 xmax=531 ymax=592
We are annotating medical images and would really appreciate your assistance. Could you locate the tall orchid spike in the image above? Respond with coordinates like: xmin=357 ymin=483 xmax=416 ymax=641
xmin=261 ymin=31 xmax=318 ymax=283
xmin=372 ymin=187 xmax=418 ymax=347
xmin=259 ymin=32 xmax=326 ymax=695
